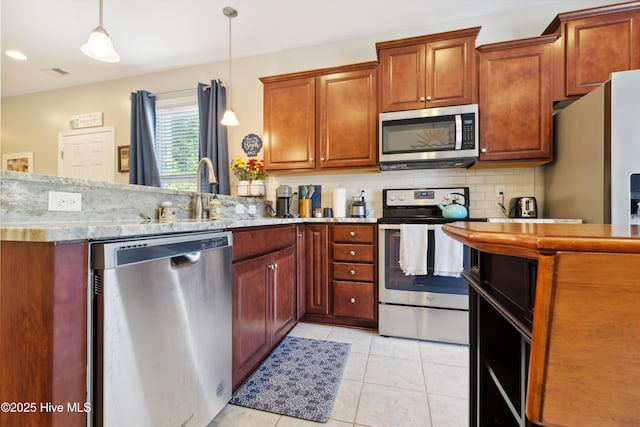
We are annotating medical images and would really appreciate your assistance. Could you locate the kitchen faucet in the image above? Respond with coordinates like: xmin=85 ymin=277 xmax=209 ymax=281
xmin=194 ymin=157 xmax=217 ymax=219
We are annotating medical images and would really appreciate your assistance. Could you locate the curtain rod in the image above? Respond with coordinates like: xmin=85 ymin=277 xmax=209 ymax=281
xmin=147 ymin=85 xmax=210 ymax=98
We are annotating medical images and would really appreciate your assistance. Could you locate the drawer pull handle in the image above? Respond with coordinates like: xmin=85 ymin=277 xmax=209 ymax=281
xmin=350 ymin=297 xmax=356 ymax=304
xmin=349 ymin=270 xmax=356 ymax=276
xmin=350 ymin=250 xmax=356 ymax=256
xmin=349 ymin=231 xmax=356 ymax=237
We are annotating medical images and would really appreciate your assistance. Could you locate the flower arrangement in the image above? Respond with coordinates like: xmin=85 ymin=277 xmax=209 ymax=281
xmin=230 ymin=157 xmax=266 ymax=181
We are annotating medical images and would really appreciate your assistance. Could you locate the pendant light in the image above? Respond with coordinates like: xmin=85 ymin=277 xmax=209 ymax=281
xmin=81 ymin=0 xmax=120 ymax=63
xmin=221 ymin=6 xmax=239 ymax=126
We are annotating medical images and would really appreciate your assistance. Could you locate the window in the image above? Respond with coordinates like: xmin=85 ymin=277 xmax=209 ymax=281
xmin=155 ymin=95 xmax=200 ymax=191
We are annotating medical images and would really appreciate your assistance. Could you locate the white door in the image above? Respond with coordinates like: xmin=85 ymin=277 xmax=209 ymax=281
xmin=58 ymin=126 xmax=115 ymax=182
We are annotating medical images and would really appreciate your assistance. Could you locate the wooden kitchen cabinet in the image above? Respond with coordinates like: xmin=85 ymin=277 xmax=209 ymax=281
xmin=232 ymin=226 xmax=297 ymax=389
xmin=261 ymin=62 xmax=378 ymax=173
xmin=376 ymin=27 xmax=479 ymax=112
xmin=0 ymin=240 xmax=88 ymax=427
xmin=262 ymin=77 xmax=316 ymax=171
xmin=305 ymin=223 xmax=329 ymax=315
xmin=476 ymin=35 xmax=557 ymax=165
xmin=301 ymin=223 xmax=377 ymax=328
xmin=544 ymin=2 xmax=640 ymax=99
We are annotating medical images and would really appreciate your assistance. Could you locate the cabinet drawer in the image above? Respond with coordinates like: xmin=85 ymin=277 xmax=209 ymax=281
xmin=332 ymin=224 xmax=374 ymax=243
xmin=233 ymin=225 xmax=296 ymax=261
xmin=333 ymin=281 xmax=374 ymax=320
xmin=333 ymin=244 xmax=374 ymax=262
xmin=333 ymin=262 xmax=374 ymax=282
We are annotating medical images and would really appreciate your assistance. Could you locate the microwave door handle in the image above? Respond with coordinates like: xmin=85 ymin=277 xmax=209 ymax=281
xmin=454 ymin=114 xmax=462 ymax=150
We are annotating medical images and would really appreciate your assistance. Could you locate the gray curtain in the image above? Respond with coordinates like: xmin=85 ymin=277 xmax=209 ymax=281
xmin=198 ymin=80 xmax=230 ymax=195
xmin=130 ymin=90 xmax=161 ymax=187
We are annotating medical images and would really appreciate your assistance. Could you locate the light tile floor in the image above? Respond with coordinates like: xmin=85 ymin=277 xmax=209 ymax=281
xmin=210 ymin=322 xmax=469 ymax=427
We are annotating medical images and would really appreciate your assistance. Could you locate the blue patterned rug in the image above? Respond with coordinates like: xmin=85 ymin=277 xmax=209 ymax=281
xmin=230 ymin=336 xmax=351 ymax=423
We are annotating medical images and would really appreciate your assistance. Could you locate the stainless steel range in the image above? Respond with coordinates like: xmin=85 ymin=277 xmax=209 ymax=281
xmin=378 ymin=187 xmax=485 ymax=344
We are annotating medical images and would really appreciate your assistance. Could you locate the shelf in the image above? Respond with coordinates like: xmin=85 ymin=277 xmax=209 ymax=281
xmin=485 ymin=359 xmax=522 ymax=422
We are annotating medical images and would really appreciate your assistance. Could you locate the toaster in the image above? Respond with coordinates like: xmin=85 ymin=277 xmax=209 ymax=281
xmin=508 ymin=197 xmax=538 ymax=218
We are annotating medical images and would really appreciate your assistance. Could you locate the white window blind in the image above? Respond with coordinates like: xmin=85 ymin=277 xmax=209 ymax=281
xmin=155 ymin=95 xmax=200 ymax=191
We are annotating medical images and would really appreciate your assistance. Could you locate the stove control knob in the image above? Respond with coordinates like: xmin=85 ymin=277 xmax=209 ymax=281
xmin=399 ymin=194 xmax=406 ymax=201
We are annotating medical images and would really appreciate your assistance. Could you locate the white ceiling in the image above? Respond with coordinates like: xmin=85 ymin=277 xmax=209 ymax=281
xmin=0 ymin=0 xmax=621 ymax=97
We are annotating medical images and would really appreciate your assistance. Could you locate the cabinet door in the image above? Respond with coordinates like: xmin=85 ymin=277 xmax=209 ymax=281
xmin=565 ymin=11 xmax=640 ymax=96
xmin=305 ymin=224 xmax=329 ymax=314
xmin=271 ymin=246 xmax=297 ymax=344
xmin=478 ymin=41 xmax=553 ymax=162
xmin=426 ymin=36 xmax=476 ymax=107
xmin=232 ymin=253 xmax=270 ymax=388
xmin=263 ymin=77 xmax=316 ymax=171
xmin=317 ymin=68 xmax=378 ymax=169
xmin=379 ymin=44 xmax=426 ymax=112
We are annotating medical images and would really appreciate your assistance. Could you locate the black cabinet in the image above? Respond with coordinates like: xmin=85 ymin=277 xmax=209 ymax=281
xmin=466 ymin=250 xmax=542 ymax=427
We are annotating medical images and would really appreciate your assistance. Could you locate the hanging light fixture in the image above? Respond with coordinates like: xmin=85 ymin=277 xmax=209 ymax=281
xmin=221 ymin=6 xmax=239 ymax=126
xmin=81 ymin=0 xmax=120 ymax=63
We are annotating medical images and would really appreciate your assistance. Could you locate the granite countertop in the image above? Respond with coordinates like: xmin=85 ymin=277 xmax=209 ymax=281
xmin=0 ymin=217 xmax=378 ymax=242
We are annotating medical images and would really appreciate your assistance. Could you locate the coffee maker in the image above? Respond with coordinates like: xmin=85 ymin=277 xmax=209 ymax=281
xmin=350 ymin=191 xmax=367 ymax=218
xmin=276 ymin=185 xmax=293 ymax=218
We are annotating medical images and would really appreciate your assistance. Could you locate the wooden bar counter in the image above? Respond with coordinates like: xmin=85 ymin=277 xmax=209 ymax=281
xmin=442 ymin=222 xmax=640 ymax=427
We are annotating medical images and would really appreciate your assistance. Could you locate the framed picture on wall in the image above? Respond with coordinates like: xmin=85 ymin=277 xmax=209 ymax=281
xmin=118 ymin=146 xmax=130 ymax=173
xmin=2 ymin=152 xmax=33 ymax=173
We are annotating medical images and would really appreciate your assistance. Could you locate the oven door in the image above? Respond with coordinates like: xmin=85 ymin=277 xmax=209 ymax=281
xmin=378 ymin=224 xmax=468 ymax=310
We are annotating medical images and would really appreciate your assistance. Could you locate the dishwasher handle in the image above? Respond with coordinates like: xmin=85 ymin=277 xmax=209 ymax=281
xmin=170 ymin=252 xmax=202 ymax=268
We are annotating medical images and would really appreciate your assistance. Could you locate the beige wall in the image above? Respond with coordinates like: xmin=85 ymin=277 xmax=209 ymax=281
xmin=0 ymin=1 xmax=617 ymax=215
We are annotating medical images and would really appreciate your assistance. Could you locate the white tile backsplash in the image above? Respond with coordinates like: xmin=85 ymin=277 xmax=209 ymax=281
xmin=260 ymin=166 xmax=540 ymax=219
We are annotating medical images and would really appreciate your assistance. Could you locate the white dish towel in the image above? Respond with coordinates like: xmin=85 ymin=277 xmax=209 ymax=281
xmin=399 ymin=224 xmax=429 ymax=276
xmin=434 ymin=224 xmax=464 ymax=277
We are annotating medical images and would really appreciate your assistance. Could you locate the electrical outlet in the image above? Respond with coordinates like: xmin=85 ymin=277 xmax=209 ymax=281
xmin=495 ymin=185 xmax=505 ymax=199
xmin=248 ymin=204 xmax=257 ymax=215
xmin=48 ymin=191 xmax=82 ymax=212
xmin=235 ymin=204 xmax=245 ymax=215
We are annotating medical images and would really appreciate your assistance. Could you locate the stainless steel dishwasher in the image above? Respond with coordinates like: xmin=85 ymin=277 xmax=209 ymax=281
xmin=89 ymin=231 xmax=233 ymax=427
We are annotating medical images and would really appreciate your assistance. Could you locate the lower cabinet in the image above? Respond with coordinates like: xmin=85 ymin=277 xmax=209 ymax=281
xmin=232 ymin=226 xmax=297 ymax=389
xmin=0 ymin=240 xmax=88 ymax=427
xmin=302 ymin=223 xmax=377 ymax=328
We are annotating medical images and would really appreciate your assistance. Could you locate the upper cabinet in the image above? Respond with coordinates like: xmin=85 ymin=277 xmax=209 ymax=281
xmin=476 ymin=35 xmax=558 ymax=165
xmin=544 ymin=2 xmax=640 ymax=99
xmin=376 ymin=27 xmax=480 ymax=112
xmin=261 ymin=62 xmax=378 ymax=173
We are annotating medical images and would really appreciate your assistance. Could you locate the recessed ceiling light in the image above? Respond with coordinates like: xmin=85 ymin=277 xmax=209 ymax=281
xmin=6 ymin=50 xmax=28 ymax=61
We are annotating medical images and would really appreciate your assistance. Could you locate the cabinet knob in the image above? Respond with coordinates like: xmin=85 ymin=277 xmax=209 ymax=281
xmin=350 ymin=297 xmax=356 ymax=304
xmin=273 ymin=263 xmax=278 ymax=269
xmin=320 ymin=157 xmax=325 ymax=161
xmin=297 ymin=233 xmax=303 ymax=238
xmin=426 ymin=95 xmax=432 ymax=101
xmin=350 ymin=250 xmax=356 ymax=256
xmin=309 ymin=157 xmax=314 ymax=161
xmin=349 ymin=231 xmax=356 ymax=237
xmin=420 ymin=96 xmax=426 ymax=102
xmin=481 ymin=148 xmax=487 ymax=153
xmin=349 ymin=270 xmax=356 ymax=276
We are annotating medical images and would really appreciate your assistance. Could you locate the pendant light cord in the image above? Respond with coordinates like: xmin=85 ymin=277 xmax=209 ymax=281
xmin=227 ymin=14 xmax=232 ymax=109
xmin=99 ymin=0 xmax=104 ymax=27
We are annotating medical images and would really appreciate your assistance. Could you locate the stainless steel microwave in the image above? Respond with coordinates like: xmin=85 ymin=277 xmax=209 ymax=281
xmin=379 ymin=104 xmax=478 ymax=170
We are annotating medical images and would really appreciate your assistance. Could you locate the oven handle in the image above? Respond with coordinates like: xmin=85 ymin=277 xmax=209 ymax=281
xmin=378 ymin=224 xmax=438 ymax=230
